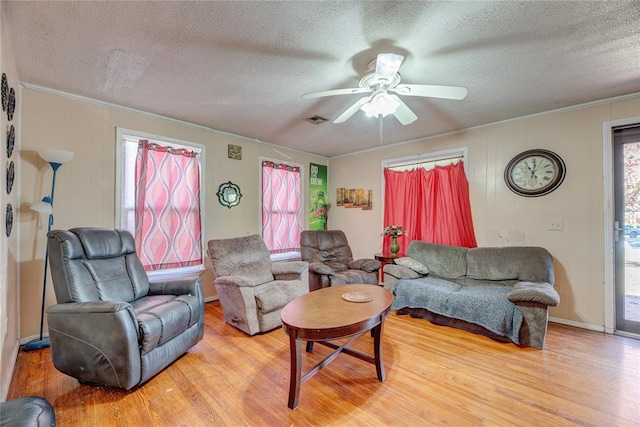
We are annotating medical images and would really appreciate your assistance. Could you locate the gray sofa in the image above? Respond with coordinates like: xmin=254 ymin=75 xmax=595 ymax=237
xmin=383 ymin=241 xmax=560 ymax=349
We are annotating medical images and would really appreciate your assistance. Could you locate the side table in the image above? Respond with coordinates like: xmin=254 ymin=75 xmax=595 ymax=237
xmin=374 ymin=252 xmax=405 ymax=284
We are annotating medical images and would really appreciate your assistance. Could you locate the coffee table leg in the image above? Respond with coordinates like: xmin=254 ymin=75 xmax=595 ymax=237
xmin=372 ymin=321 xmax=386 ymax=381
xmin=288 ymin=333 xmax=302 ymax=409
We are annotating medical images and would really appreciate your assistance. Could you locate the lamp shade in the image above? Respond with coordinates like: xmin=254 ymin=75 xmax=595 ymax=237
xmin=37 ymin=149 xmax=74 ymax=164
xmin=360 ymin=93 xmax=401 ymax=118
xmin=30 ymin=199 xmax=53 ymax=215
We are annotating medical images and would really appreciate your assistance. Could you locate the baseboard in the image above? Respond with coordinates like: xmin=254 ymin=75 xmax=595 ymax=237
xmin=1 ymin=339 xmax=19 ymax=401
xmin=204 ymin=295 xmax=219 ymax=303
xmin=549 ymin=316 xmax=606 ymax=333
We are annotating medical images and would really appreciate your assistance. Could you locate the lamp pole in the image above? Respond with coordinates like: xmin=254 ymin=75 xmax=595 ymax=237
xmin=24 ymin=150 xmax=73 ymax=351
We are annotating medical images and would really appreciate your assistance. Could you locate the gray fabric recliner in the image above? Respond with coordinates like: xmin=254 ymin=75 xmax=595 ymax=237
xmin=300 ymin=230 xmax=381 ymax=291
xmin=207 ymin=234 xmax=309 ymax=335
xmin=46 ymin=227 xmax=204 ymax=390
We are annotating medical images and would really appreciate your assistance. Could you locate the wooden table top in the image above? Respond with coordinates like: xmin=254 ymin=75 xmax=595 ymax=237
xmin=280 ymin=284 xmax=393 ymax=341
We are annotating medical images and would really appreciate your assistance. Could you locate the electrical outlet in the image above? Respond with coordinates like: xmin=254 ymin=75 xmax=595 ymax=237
xmin=546 ymin=218 xmax=564 ymax=231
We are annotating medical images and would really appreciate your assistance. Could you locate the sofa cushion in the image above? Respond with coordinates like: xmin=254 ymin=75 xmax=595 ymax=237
xmin=330 ymin=270 xmax=378 ymax=286
xmin=135 ymin=295 xmax=199 ymax=354
xmin=394 ymin=257 xmax=430 ymax=275
xmin=407 ymin=241 xmax=468 ymax=279
xmin=466 ymin=247 xmax=554 ymax=283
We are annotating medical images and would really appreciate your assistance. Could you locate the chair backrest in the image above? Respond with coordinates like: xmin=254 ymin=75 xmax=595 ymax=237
xmin=300 ymin=230 xmax=353 ymax=272
xmin=207 ymin=234 xmax=274 ymax=284
xmin=47 ymin=228 xmax=150 ymax=303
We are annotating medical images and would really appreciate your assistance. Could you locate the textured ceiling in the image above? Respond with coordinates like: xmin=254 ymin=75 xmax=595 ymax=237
xmin=3 ymin=1 xmax=640 ymax=157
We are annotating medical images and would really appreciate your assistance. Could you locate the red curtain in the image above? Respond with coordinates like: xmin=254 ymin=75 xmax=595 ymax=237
xmin=262 ymin=160 xmax=302 ymax=253
xmin=135 ymin=140 xmax=202 ymax=271
xmin=383 ymin=161 xmax=477 ymax=254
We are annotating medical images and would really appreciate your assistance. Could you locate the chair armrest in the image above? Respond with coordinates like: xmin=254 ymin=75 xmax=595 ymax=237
xmin=308 ymin=262 xmax=335 ymax=276
xmin=214 ymin=275 xmax=259 ymax=287
xmin=149 ymin=276 xmax=202 ymax=296
xmin=349 ymin=258 xmax=381 ymax=273
xmin=46 ymin=302 xmax=141 ymax=389
xmin=272 ymin=260 xmax=308 ymax=277
xmin=508 ymin=282 xmax=560 ymax=306
xmin=383 ymin=264 xmax=422 ymax=280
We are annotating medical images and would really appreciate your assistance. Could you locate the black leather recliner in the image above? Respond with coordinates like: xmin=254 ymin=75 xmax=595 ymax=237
xmin=46 ymin=227 xmax=204 ymax=390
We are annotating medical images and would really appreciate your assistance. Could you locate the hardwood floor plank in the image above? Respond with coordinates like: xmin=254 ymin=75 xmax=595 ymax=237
xmin=7 ymin=302 xmax=640 ymax=426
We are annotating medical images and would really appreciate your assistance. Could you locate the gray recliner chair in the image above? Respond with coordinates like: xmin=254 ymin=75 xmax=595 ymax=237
xmin=207 ymin=234 xmax=309 ymax=335
xmin=46 ymin=227 xmax=204 ymax=390
xmin=300 ymin=230 xmax=381 ymax=291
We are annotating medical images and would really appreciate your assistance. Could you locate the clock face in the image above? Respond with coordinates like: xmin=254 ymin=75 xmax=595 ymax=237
xmin=504 ymin=149 xmax=565 ymax=197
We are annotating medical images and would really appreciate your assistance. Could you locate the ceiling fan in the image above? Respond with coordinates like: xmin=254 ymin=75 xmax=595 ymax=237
xmin=302 ymin=53 xmax=468 ymax=125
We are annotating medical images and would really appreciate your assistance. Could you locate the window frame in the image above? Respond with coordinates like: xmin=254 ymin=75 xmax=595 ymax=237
xmin=259 ymin=156 xmax=304 ymax=261
xmin=115 ymin=128 xmax=206 ymax=279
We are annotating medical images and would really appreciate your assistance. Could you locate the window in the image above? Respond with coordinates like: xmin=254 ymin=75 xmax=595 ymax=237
xmin=382 ymin=148 xmax=477 ymax=252
xmin=116 ymin=129 xmax=205 ymax=278
xmin=261 ymin=159 xmax=303 ymax=259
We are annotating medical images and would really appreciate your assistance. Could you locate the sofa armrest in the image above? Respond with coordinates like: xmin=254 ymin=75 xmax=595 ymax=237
xmin=149 ymin=276 xmax=202 ymax=297
xmin=46 ymin=302 xmax=141 ymax=389
xmin=272 ymin=260 xmax=308 ymax=278
xmin=383 ymin=263 xmax=422 ymax=280
xmin=508 ymin=281 xmax=560 ymax=306
xmin=214 ymin=275 xmax=259 ymax=288
xmin=349 ymin=258 xmax=382 ymax=273
xmin=308 ymin=262 xmax=335 ymax=276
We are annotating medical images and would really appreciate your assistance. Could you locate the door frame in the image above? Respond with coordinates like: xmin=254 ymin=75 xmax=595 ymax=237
xmin=603 ymin=116 xmax=640 ymax=335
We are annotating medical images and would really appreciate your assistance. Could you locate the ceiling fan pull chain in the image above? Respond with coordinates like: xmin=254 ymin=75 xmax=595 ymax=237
xmin=379 ymin=114 xmax=384 ymax=145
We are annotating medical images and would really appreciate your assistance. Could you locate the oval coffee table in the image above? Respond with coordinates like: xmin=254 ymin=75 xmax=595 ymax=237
xmin=280 ymin=284 xmax=393 ymax=409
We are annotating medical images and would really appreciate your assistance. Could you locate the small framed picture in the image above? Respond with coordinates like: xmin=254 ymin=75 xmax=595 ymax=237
xmin=228 ymin=144 xmax=242 ymax=160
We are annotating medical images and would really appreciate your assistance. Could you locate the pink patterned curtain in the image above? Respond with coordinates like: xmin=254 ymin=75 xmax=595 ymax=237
xmin=384 ymin=161 xmax=477 ymax=253
xmin=262 ymin=160 xmax=302 ymax=253
xmin=135 ymin=140 xmax=202 ymax=271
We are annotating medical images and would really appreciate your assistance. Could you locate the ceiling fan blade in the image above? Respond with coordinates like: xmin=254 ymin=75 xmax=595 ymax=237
xmin=375 ymin=53 xmax=404 ymax=82
xmin=333 ymin=96 xmax=372 ymax=123
xmin=392 ymin=84 xmax=468 ymax=100
xmin=391 ymin=96 xmax=418 ymax=125
xmin=302 ymin=87 xmax=371 ymax=99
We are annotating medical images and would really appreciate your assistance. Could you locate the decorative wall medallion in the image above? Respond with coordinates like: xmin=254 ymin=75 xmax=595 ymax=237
xmin=6 ymin=160 xmax=14 ymax=194
xmin=217 ymin=181 xmax=242 ymax=208
xmin=7 ymin=87 xmax=15 ymax=121
xmin=228 ymin=144 xmax=242 ymax=160
xmin=5 ymin=203 xmax=13 ymax=237
xmin=6 ymin=124 xmax=15 ymax=158
xmin=1 ymin=73 xmax=7 ymax=111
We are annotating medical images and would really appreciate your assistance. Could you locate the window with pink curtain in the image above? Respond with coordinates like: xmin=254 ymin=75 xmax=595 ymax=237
xmin=383 ymin=161 xmax=477 ymax=253
xmin=135 ymin=140 xmax=203 ymax=271
xmin=262 ymin=160 xmax=302 ymax=253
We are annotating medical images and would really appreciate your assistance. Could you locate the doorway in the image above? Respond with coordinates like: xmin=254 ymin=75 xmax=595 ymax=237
xmin=613 ymin=125 xmax=640 ymax=336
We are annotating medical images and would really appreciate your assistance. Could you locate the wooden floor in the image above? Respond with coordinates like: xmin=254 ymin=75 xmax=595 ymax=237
xmin=8 ymin=301 xmax=640 ymax=426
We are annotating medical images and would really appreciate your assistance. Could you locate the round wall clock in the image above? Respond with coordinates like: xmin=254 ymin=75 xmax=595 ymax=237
xmin=504 ymin=149 xmax=566 ymax=197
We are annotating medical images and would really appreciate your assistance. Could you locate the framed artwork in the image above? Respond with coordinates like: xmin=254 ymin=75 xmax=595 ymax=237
xmin=217 ymin=181 xmax=242 ymax=208
xmin=228 ymin=144 xmax=242 ymax=160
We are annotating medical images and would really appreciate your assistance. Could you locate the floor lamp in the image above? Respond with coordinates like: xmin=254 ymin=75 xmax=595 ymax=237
xmin=24 ymin=149 xmax=74 ymax=351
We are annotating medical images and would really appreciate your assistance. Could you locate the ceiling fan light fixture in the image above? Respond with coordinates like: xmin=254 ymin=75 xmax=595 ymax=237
xmin=360 ymin=93 xmax=400 ymax=118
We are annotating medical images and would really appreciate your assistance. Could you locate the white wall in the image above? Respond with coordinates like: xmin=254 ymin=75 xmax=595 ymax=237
xmin=328 ymin=96 xmax=640 ymax=328
xmin=17 ymin=86 xmax=327 ymax=343
xmin=0 ymin=6 xmax=21 ymax=400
